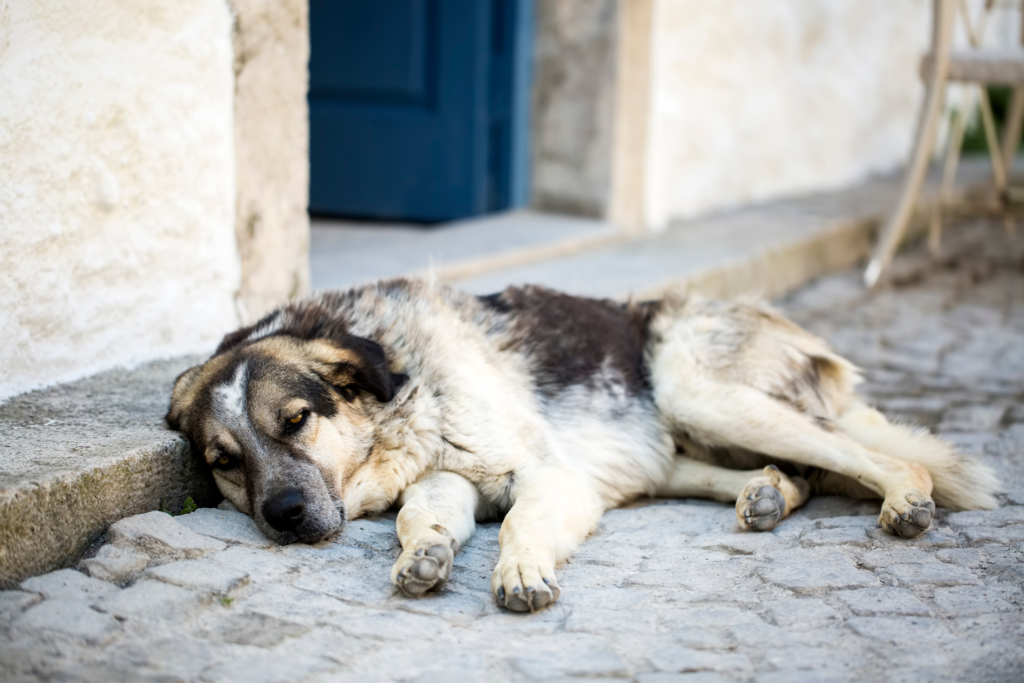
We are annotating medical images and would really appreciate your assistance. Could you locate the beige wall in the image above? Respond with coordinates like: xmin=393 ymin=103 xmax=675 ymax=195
xmin=230 ymin=0 xmax=310 ymax=322
xmin=0 ymin=0 xmax=310 ymax=401
xmin=531 ymin=0 xmax=619 ymax=217
xmin=643 ymin=0 xmax=932 ymax=230
xmin=0 ymin=0 xmax=240 ymax=401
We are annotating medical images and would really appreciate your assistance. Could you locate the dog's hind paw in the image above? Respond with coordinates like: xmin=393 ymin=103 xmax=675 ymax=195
xmin=879 ymin=490 xmax=935 ymax=538
xmin=492 ymin=555 xmax=561 ymax=613
xmin=391 ymin=530 xmax=456 ymax=596
xmin=736 ymin=465 xmax=791 ymax=532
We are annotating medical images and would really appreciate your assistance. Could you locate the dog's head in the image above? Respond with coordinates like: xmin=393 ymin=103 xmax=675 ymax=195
xmin=166 ymin=311 xmax=406 ymax=544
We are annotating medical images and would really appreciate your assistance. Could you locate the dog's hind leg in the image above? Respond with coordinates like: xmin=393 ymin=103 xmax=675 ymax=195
xmin=657 ymin=380 xmax=936 ymax=537
xmin=658 ymin=456 xmax=810 ymax=531
xmin=391 ymin=471 xmax=483 ymax=596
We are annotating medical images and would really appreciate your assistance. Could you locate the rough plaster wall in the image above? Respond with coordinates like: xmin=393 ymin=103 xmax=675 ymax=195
xmin=645 ymin=0 xmax=933 ymax=229
xmin=0 ymin=0 xmax=239 ymax=401
xmin=230 ymin=0 xmax=310 ymax=322
xmin=532 ymin=0 xmax=618 ymax=217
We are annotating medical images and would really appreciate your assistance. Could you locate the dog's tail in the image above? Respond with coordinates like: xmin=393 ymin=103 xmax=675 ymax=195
xmin=836 ymin=405 xmax=1000 ymax=511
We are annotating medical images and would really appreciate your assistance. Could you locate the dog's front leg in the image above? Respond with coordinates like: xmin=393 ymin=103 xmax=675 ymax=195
xmin=391 ymin=470 xmax=481 ymax=596
xmin=493 ymin=467 xmax=603 ymax=612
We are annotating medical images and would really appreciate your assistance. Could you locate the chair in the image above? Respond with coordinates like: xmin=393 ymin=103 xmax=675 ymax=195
xmin=865 ymin=0 xmax=1024 ymax=287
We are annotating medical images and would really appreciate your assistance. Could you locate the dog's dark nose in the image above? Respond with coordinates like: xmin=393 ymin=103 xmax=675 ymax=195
xmin=262 ymin=490 xmax=306 ymax=532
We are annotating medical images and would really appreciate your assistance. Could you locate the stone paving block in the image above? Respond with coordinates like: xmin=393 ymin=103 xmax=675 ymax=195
xmin=48 ymin=663 xmax=187 ymax=682
xmin=95 ymin=634 xmax=226 ymax=681
xmin=866 ymin=526 xmax=959 ymax=549
xmin=328 ymin=609 xmax=452 ymax=641
xmin=278 ymin=542 xmax=375 ymax=564
xmin=12 ymin=600 xmax=122 ymax=646
xmin=79 ymin=545 xmax=150 ymax=585
xmin=939 ymin=405 xmax=1008 ymax=432
xmin=945 ymin=506 xmax=1024 ymax=530
xmin=648 ymin=647 xmax=751 ymax=673
xmin=208 ymin=546 xmax=303 ymax=584
xmin=509 ymin=647 xmax=633 ymax=679
xmin=200 ymin=651 xmax=336 ymax=683
xmin=637 ymin=673 xmax=732 ymax=683
xmin=766 ymin=598 xmax=843 ymax=629
xmin=932 ymin=585 xmax=1020 ymax=616
xmin=672 ymin=626 xmax=733 ymax=650
xmin=845 ymin=616 xmax=955 ymax=645
xmin=799 ymin=526 xmax=871 ymax=547
xmin=94 ymin=580 xmax=206 ymax=622
xmin=762 ymin=646 xmax=868 ymax=675
xmin=238 ymin=583 xmax=350 ymax=625
xmin=200 ymin=611 xmax=310 ymax=647
xmin=855 ymin=547 xmax=938 ymax=569
xmin=333 ymin=517 xmax=401 ymax=553
xmin=20 ymin=569 xmax=119 ymax=605
xmin=386 ymin=588 xmax=490 ymax=621
xmin=833 ymin=587 xmax=932 ymax=616
xmin=564 ymin=605 xmax=660 ymax=634
xmin=107 ymin=511 xmax=226 ymax=563
xmin=0 ymin=590 xmax=42 ymax=629
xmin=292 ymin=565 xmax=395 ymax=606
xmin=144 ymin=558 xmax=250 ymax=594
xmin=962 ymin=525 xmax=1024 ymax=545
xmin=174 ymin=508 xmax=274 ymax=548
xmin=757 ymin=548 xmax=879 ymax=593
xmin=876 ymin=562 xmax=979 ymax=587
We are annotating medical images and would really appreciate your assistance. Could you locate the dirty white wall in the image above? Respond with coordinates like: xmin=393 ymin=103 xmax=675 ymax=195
xmin=645 ymin=0 xmax=933 ymax=229
xmin=0 ymin=0 xmax=240 ymax=401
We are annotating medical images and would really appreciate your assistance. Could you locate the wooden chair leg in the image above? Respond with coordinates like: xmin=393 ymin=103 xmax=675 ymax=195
xmin=865 ymin=81 xmax=948 ymax=287
xmin=865 ymin=0 xmax=954 ymax=288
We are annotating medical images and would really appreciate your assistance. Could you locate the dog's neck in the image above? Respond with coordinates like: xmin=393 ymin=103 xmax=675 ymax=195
xmin=340 ymin=382 xmax=440 ymax=518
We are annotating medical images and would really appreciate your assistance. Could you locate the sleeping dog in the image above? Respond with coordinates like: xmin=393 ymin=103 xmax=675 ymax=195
xmin=166 ymin=279 xmax=999 ymax=612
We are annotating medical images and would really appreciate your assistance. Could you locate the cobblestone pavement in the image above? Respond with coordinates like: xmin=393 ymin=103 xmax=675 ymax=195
xmin=2 ymin=222 xmax=1023 ymax=683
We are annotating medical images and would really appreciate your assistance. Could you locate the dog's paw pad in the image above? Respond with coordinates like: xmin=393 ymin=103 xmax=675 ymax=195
xmin=392 ymin=543 xmax=453 ymax=596
xmin=880 ymin=492 xmax=935 ymax=538
xmin=737 ymin=480 xmax=785 ymax=532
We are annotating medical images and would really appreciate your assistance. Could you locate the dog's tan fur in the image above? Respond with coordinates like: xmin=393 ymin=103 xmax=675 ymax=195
xmin=167 ymin=279 xmax=1000 ymax=612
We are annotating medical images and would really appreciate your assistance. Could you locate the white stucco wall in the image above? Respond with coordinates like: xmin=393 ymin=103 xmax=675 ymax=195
xmin=0 ymin=0 xmax=240 ymax=401
xmin=645 ymin=0 xmax=934 ymax=229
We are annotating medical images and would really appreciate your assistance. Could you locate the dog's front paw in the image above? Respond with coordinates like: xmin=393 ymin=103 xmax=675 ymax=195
xmin=736 ymin=465 xmax=787 ymax=532
xmin=492 ymin=554 xmax=561 ymax=612
xmin=879 ymin=489 xmax=935 ymax=538
xmin=391 ymin=527 xmax=456 ymax=596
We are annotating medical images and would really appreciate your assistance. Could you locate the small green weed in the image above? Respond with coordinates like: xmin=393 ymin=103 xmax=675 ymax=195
xmin=159 ymin=496 xmax=198 ymax=516
xmin=220 ymin=597 xmax=235 ymax=607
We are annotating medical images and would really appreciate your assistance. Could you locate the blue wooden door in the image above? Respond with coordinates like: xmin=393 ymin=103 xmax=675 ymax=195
xmin=309 ymin=0 xmax=531 ymax=222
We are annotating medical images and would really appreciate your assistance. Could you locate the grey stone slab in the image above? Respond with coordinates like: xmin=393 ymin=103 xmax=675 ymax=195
xmin=833 ymin=587 xmax=933 ymax=616
xmin=207 ymin=546 xmax=303 ymax=584
xmin=856 ymin=547 xmax=938 ymax=569
xmin=174 ymin=508 xmax=273 ymax=548
xmin=0 ymin=354 xmax=216 ymax=588
xmin=0 ymin=590 xmax=41 ymax=628
xmin=845 ymin=616 xmax=955 ymax=645
xmin=876 ymin=562 xmax=980 ymax=587
xmin=237 ymin=583 xmax=350 ymax=625
xmin=12 ymin=600 xmax=122 ymax=646
xmin=766 ymin=598 xmax=843 ymax=629
xmin=79 ymin=545 xmax=150 ymax=585
xmin=758 ymin=548 xmax=879 ymax=593
xmin=509 ymin=647 xmax=633 ymax=679
xmin=799 ymin=526 xmax=872 ymax=547
xmin=144 ymin=558 xmax=249 ymax=594
xmin=200 ymin=611 xmax=310 ymax=647
xmin=963 ymin=525 xmax=1024 ymax=545
xmin=94 ymin=580 xmax=206 ymax=622
xmin=292 ymin=565 xmax=396 ymax=606
xmin=107 ymin=511 xmax=226 ymax=562
xmin=866 ymin=526 xmax=959 ymax=549
xmin=946 ymin=507 xmax=1024 ymax=531
xmin=20 ymin=569 xmax=119 ymax=604
xmin=648 ymin=647 xmax=751 ymax=673
xmin=932 ymin=585 xmax=1020 ymax=616
xmin=939 ymin=405 xmax=1008 ymax=432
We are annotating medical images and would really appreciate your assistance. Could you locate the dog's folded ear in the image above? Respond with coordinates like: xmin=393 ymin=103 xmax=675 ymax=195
xmin=166 ymin=365 xmax=203 ymax=430
xmin=311 ymin=336 xmax=408 ymax=403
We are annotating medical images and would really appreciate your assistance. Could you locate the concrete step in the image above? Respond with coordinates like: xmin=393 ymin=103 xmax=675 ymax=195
xmin=0 ymin=160 xmax=997 ymax=586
